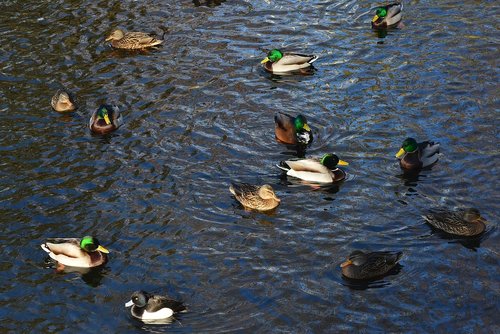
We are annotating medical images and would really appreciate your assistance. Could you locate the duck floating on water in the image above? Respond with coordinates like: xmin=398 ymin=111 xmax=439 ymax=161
xmin=423 ymin=208 xmax=486 ymax=236
xmin=341 ymin=250 xmax=402 ymax=280
xmin=229 ymin=183 xmax=280 ymax=211
xmin=261 ymin=49 xmax=318 ymax=73
xmin=40 ymin=236 xmax=109 ymax=268
xmin=125 ymin=291 xmax=186 ymax=321
xmin=89 ymin=104 xmax=123 ymax=135
xmin=395 ymin=137 xmax=440 ymax=171
xmin=274 ymin=112 xmax=313 ymax=146
xmin=371 ymin=3 xmax=403 ymax=29
xmin=106 ymin=29 xmax=163 ymax=49
xmin=51 ymin=90 xmax=76 ymax=113
xmin=277 ymin=153 xmax=348 ymax=183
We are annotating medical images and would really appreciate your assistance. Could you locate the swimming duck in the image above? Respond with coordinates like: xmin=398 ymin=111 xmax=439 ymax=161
xmin=277 ymin=153 xmax=348 ymax=183
xmin=341 ymin=251 xmax=402 ymax=280
xmin=423 ymin=208 xmax=486 ymax=236
xmin=51 ymin=90 xmax=76 ymax=112
xmin=371 ymin=3 xmax=403 ymax=29
xmin=274 ymin=112 xmax=313 ymax=146
xmin=105 ymin=29 xmax=163 ymax=49
xmin=89 ymin=104 xmax=123 ymax=135
xmin=261 ymin=49 xmax=318 ymax=73
xmin=125 ymin=291 xmax=186 ymax=321
xmin=395 ymin=138 xmax=440 ymax=171
xmin=229 ymin=183 xmax=280 ymax=211
xmin=40 ymin=236 xmax=109 ymax=268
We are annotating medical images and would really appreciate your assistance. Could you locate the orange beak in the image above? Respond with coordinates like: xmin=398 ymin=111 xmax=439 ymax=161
xmin=340 ymin=259 xmax=352 ymax=268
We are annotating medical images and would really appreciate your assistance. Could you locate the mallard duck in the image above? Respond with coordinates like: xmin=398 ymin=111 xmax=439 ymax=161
xmin=89 ymin=104 xmax=123 ymax=135
xmin=229 ymin=183 xmax=280 ymax=211
xmin=341 ymin=251 xmax=402 ymax=280
xmin=274 ymin=112 xmax=313 ymax=146
xmin=277 ymin=153 xmax=348 ymax=183
xmin=371 ymin=3 xmax=403 ymax=29
xmin=51 ymin=90 xmax=76 ymax=112
xmin=105 ymin=29 xmax=163 ymax=49
xmin=423 ymin=208 xmax=486 ymax=236
xmin=40 ymin=236 xmax=109 ymax=268
xmin=395 ymin=138 xmax=440 ymax=171
xmin=261 ymin=49 xmax=318 ymax=73
xmin=125 ymin=291 xmax=186 ymax=321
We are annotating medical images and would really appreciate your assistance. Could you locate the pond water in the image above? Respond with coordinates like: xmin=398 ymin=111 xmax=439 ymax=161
xmin=0 ymin=0 xmax=498 ymax=332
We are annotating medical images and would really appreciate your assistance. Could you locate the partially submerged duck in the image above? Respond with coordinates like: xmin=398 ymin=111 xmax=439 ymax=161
xmin=125 ymin=291 xmax=186 ymax=321
xmin=341 ymin=250 xmax=402 ymax=280
xmin=274 ymin=112 xmax=313 ymax=146
xmin=105 ymin=29 xmax=163 ymax=49
xmin=395 ymin=137 xmax=440 ymax=171
xmin=89 ymin=104 xmax=123 ymax=135
xmin=51 ymin=90 xmax=76 ymax=112
xmin=229 ymin=183 xmax=280 ymax=211
xmin=40 ymin=236 xmax=109 ymax=268
xmin=423 ymin=208 xmax=486 ymax=236
xmin=261 ymin=49 xmax=318 ymax=73
xmin=277 ymin=153 xmax=348 ymax=183
xmin=371 ymin=3 xmax=403 ymax=29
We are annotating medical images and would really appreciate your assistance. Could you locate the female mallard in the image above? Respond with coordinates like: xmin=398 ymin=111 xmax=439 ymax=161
xmin=125 ymin=291 xmax=186 ymax=321
xmin=371 ymin=3 xmax=403 ymax=29
xmin=229 ymin=183 xmax=280 ymax=211
xmin=89 ymin=104 xmax=123 ymax=135
xmin=274 ymin=112 xmax=313 ymax=146
xmin=40 ymin=236 xmax=109 ymax=268
xmin=277 ymin=153 xmax=348 ymax=183
xmin=261 ymin=49 xmax=318 ymax=73
xmin=341 ymin=251 xmax=402 ymax=280
xmin=423 ymin=208 xmax=486 ymax=236
xmin=51 ymin=90 xmax=76 ymax=112
xmin=105 ymin=29 xmax=163 ymax=49
xmin=395 ymin=137 xmax=440 ymax=171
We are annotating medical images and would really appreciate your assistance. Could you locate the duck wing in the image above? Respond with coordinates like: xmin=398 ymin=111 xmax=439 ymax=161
xmin=419 ymin=141 xmax=440 ymax=167
xmin=386 ymin=3 xmax=403 ymax=26
xmin=280 ymin=54 xmax=318 ymax=65
xmin=274 ymin=112 xmax=297 ymax=144
xmin=149 ymin=295 xmax=186 ymax=313
xmin=127 ymin=32 xmax=163 ymax=46
xmin=284 ymin=159 xmax=334 ymax=183
xmin=363 ymin=251 xmax=402 ymax=276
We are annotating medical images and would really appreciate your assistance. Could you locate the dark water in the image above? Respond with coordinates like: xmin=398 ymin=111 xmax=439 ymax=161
xmin=1 ymin=0 xmax=499 ymax=332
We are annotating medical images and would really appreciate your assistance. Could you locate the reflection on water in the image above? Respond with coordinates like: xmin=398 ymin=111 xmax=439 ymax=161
xmin=43 ymin=258 xmax=107 ymax=287
xmin=341 ymin=264 xmax=403 ymax=291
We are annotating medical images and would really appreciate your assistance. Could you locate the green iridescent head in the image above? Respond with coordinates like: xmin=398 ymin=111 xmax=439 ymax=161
xmin=320 ymin=153 xmax=349 ymax=169
xmin=96 ymin=105 xmax=112 ymax=125
xmin=376 ymin=8 xmax=388 ymax=18
xmin=401 ymin=138 xmax=418 ymax=153
xmin=294 ymin=115 xmax=310 ymax=132
xmin=261 ymin=49 xmax=283 ymax=64
xmin=80 ymin=236 xmax=109 ymax=253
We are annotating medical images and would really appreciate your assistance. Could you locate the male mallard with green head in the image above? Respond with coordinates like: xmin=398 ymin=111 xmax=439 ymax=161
xmin=106 ymin=29 xmax=163 ymax=49
xmin=51 ymin=90 xmax=76 ymax=112
xmin=261 ymin=49 xmax=318 ymax=73
xmin=41 ymin=236 xmax=109 ymax=268
xmin=371 ymin=3 xmax=403 ymax=29
xmin=89 ymin=104 xmax=123 ymax=135
xmin=423 ymin=208 xmax=486 ymax=236
xmin=395 ymin=137 xmax=440 ymax=171
xmin=229 ymin=183 xmax=280 ymax=211
xmin=274 ymin=112 xmax=313 ymax=146
xmin=340 ymin=251 xmax=402 ymax=280
xmin=277 ymin=153 xmax=349 ymax=183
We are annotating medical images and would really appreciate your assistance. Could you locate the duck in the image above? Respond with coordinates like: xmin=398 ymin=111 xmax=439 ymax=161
xmin=89 ymin=104 xmax=123 ymax=135
xmin=125 ymin=291 xmax=186 ymax=321
xmin=40 ymin=236 xmax=109 ymax=268
xmin=371 ymin=2 xmax=403 ymax=29
xmin=105 ymin=29 xmax=163 ymax=49
xmin=51 ymin=90 xmax=76 ymax=112
xmin=274 ymin=112 xmax=313 ymax=146
xmin=423 ymin=208 xmax=486 ymax=236
xmin=277 ymin=153 xmax=348 ymax=183
xmin=261 ymin=49 xmax=318 ymax=73
xmin=340 ymin=250 xmax=402 ymax=280
xmin=229 ymin=183 xmax=280 ymax=211
xmin=395 ymin=137 xmax=440 ymax=171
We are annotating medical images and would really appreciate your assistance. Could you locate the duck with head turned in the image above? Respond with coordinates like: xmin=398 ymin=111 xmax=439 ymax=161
xmin=423 ymin=208 xmax=486 ymax=236
xmin=125 ymin=291 xmax=186 ymax=321
xmin=277 ymin=153 xmax=349 ymax=183
xmin=371 ymin=2 xmax=403 ymax=29
xmin=229 ymin=183 xmax=280 ymax=211
xmin=261 ymin=49 xmax=318 ymax=73
xmin=106 ymin=29 xmax=163 ymax=49
xmin=341 ymin=250 xmax=402 ymax=280
xmin=51 ymin=90 xmax=76 ymax=112
xmin=89 ymin=104 xmax=123 ymax=135
xmin=395 ymin=137 xmax=440 ymax=171
xmin=274 ymin=112 xmax=313 ymax=146
xmin=40 ymin=236 xmax=109 ymax=268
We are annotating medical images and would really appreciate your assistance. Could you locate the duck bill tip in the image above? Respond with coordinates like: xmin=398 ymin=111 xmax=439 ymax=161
xmin=338 ymin=160 xmax=349 ymax=166
xmin=340 ymin=260 xmax=352 ymax=268
xmin=125 ymin=300 xmax=133 ymax=307
xmin=97 ymin=245 xmax=110 ymax=254
xmin=395 ymin=148 xmax=405 ymax=158
xmin=372 ymin=15 xmax=379 ymax=23
xmin=260 ymin=57 xmax=270 ymax=64
xmin=302 ymin=123 xmax=311 ymax=131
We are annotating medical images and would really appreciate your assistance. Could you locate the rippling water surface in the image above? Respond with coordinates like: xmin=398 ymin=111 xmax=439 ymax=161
xmin=1 ymin=0 xmax=499 ymax=332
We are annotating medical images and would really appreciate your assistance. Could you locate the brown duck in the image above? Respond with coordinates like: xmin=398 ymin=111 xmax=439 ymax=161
xmin=229 ymin=183 xmax=280 ymax=211
xmin=423 ymin=208 xmax=486 ymax=236
xmin=341 ymin=251 xmax=402 ymax=280
xmin=89 ymin=104 xmax=123 ymax=135
xmin=105 ymin=29 xmax=163 ymax=49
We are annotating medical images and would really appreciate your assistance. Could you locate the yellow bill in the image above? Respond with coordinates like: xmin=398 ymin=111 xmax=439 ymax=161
xmin=303 ymin=123 xmax=311 ymax=131
xmin=104 ymin=114 xmax=111 ymax=125
xmin=372 ymin=15 xmax=379 ymax=23
xmin=340 ymin=260 xmax=352 ymax=268
xmin=260 ymin=57 xmax=270 ymax=64
xmin=338 ymin=159 xmax=349 ymax=166
xmin=97 ymin=245 xmax=110 ymax=254
xmin=105 ymin=36 xmax=112 ymax=41
xmin=395 ymin=148 xmax=405 ymax=158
